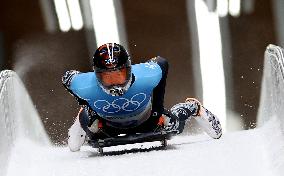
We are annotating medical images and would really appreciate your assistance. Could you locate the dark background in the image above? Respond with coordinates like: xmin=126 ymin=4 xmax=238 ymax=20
xmin=0 ymin=0 xmax=277 ymax=144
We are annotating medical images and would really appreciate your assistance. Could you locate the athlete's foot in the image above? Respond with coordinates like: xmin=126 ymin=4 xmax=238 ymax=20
xmin=194 ymin=106 xmax=222 ymax=139
xmin=68 ymin=118 xmax=86 ymax=152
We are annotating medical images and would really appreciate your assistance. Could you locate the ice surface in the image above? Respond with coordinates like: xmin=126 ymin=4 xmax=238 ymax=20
xmin=5 ymin=124 xmax=283 ymax=176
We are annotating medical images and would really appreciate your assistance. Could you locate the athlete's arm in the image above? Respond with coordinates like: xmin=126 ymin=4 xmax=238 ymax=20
xmin=62 ymin=70 xmax=88 ymax=106
xmin=148 ymin=56 xmax=169 ymax=117
xmin=62 ymin=70 xmax=100 ymax=126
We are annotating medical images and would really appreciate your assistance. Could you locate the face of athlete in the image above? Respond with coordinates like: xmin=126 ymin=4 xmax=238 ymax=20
xmin=98 ymin=67 xmax=127 ymax=87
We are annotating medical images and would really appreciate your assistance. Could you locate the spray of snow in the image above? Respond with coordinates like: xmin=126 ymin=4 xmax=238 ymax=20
xmin=12 ymin=45 xmax=43 ymax=79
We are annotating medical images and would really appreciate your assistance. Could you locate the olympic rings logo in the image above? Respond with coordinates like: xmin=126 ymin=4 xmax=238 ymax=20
xmin=93 ymin=93 xmax=147 ymax=114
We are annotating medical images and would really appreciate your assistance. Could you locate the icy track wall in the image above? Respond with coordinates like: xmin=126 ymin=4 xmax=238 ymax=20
xmin=258 ymin=44 xmax=284 ymax=131
xmin=0 ymin=70 xmax=50 ymax=175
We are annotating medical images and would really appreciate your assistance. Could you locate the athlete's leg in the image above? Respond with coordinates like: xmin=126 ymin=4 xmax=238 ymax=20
xmin=68 ymin=107 xmax=108 ymax=151
xmin=170 ymin=98 xmax=222 ymax=139
xmin=150 ymin=56 xmax=168 ymax=119
xmin=169 ymin=98 xmax=200 ymax=133
xmin=158 ymin=109 xmax=180 ymax=133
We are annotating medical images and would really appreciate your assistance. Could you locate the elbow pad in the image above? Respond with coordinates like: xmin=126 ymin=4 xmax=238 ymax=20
xmin=62 ymin=70 xmax=80 ymax=88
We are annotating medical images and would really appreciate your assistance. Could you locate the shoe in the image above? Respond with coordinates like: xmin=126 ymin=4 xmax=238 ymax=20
xmin=185 ymin=98 xmax=222 ymax=139
xmin=68 ymin=117 xmax=86 ymax=152
xmin=194 ymin=106 xmax=222 ymax=139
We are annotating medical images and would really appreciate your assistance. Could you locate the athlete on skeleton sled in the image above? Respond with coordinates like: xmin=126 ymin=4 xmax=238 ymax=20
xmin=62 ymin=43 xmax=222 ymax=152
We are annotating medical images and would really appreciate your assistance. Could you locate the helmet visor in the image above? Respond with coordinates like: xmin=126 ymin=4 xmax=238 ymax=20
xmin=97 ymin=67 xmax=128 ymax=87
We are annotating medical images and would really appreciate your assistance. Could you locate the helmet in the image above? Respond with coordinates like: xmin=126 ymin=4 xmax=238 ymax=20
xmin=93 ymin=43 xmax=132 ymax=96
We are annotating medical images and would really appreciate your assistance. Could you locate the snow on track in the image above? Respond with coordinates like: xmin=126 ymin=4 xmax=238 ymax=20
xmin=6 ymin=120 xmax=282 ymax=176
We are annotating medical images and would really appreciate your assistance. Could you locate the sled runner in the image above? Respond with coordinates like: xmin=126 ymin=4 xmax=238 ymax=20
xmin=87 ymin=130 xmax=178 ymax=154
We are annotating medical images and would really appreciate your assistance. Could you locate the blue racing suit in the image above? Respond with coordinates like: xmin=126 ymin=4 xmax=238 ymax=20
xmin=62 ymin=57 xmax=172 ymax=138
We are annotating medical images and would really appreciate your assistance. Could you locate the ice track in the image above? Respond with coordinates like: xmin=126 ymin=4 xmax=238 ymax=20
xmin=2 ymin=44 xmax=284 ymax=176
xmin=5 ymin=123 xmax=284 ymax=176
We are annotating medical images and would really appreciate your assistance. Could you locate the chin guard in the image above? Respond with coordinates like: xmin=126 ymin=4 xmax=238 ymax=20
xmin=109 ymin=87 xmax=125 ymax=96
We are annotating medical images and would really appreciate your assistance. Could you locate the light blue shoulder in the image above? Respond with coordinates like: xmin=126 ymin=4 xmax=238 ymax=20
xmin=132 ymin=62 xmax=162 ymax=87
xmin=69 ymin=72 xmax=98 ymax=98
